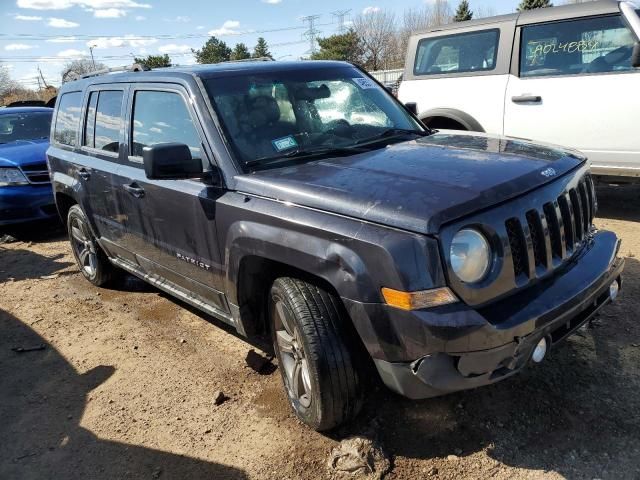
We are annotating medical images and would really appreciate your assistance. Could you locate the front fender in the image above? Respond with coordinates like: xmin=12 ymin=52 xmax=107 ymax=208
xmin=420 ymin=108 xmax=484 ymax=132
xmin=217 ymin=192 xmax=447 ymax=306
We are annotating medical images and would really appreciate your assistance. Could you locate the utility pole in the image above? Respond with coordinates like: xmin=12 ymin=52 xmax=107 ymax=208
xmin=89 ymin=45 xmax=97 ymax=70
xmin=301 ymin=14 xmax=321 ymax=55
xmin=331 ymin=9 xmax=351 ymax=34
xmin=37 ymin=66 xmax=48 ymax=88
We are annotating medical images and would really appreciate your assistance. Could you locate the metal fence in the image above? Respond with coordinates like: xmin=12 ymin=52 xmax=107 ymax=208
xmin=368 ymin=68 xmax=404 ymax=84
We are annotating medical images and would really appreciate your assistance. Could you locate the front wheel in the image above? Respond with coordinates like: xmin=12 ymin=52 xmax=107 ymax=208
xmin=269 ymin=277 xmax=363 ymax=431
xmin=67 ymin=205 xmax=118 ymax=286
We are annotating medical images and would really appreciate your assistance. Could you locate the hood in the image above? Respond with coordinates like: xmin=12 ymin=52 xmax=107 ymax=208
xmin=0 ymin=139 xmax=49 ymax=169
xmin=233 ymin=132 xmax=586 ymax=234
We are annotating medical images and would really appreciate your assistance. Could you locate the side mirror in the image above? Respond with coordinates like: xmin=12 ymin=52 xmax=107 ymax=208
xmin=632 ymin=42 xmax=640 ymax=68
xmin=405 ymin=102 xmax=418 ymax=116
xmin=142 ymin=143 xmax=203 ymax=180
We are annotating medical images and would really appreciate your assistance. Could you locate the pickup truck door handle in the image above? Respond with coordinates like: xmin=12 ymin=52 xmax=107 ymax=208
xmin=78 ymin=168 xmax=90 ymax=180
xmin=512 ymin=95 xmax=542 ymax=103
xmin=123 ymin=182 xmax=145 ymax=198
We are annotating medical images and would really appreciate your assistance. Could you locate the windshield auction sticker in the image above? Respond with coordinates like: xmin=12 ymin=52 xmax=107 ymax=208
xmin=352 ymin=77 xmax=376 ymax=89
xmin=272 ymin=135 xmax=298 ymax=152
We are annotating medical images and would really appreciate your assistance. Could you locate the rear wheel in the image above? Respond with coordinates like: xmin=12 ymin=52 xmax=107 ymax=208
xmin=67 ymin=205 xmax=118 ymax=286
xmin=269 ymin=277 xmax=363 ymax=431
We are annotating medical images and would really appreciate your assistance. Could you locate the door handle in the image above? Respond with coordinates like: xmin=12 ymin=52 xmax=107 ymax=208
xmin=512 ymin=95 xmax=542 ymax=103
xmin=123 ymin=183 xmax=145 ymax=198
xmin=78 ymin=168 xmax=90 ymax=180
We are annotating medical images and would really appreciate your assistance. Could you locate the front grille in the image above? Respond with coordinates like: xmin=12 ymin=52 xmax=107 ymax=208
xmin=505 ymin=173 xmax=595 ymax=280
xmin=20 ymin=162 xmax=50 ymax=184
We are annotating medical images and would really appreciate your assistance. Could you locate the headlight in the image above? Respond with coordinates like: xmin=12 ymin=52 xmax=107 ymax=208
xmin=0 ymin=167 xmax=29 ymax=187
xmin=450 ymin=228 xmax=491 ymax=283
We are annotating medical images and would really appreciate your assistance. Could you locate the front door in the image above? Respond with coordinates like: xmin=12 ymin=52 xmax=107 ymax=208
xmin=116 ymin=85 xmax=228 ymax=315
xmin=504 ymin=14 xmax=640 ymax=175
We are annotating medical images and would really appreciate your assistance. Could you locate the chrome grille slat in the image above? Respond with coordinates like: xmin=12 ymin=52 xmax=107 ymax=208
xmin=19 ymin=162 xmax=50 ymax=184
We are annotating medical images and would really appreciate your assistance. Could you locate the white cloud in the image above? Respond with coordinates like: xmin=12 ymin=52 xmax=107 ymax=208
xmin=94 ymin=8 xmax=126 ymax=18
xmin=158 ymin=44 xmax=191 ymax=54
xmin=168 ymin=15 xmax=190 ymax=22
xmin=362 ymin=6 xmax=380 ymax=14
xmin=89 ymin=35 xmax=157 ymax=49
xmin=208 ymin=20 xmax=241 ymax=36
xmin=196 ymin=25 xmax=204 ymax=30
xmin=46 ymin=36 xmax=78 ymax=43
xmin=5 ymin=43 xmax=36 ymax=51
xmin=135 ymin=15 xmax=146 ymax=20
xmin=17 ymin=0 xmax=151 ymax=10
xmin=47 ymin=17 xmax=79 ymax=27
xmin=14 ymin=14 xmax=43 ymax=20
xmin=57 ymin=48 xmax=85 ymax=57
xmin=262 ymin=0 xmax=282 ymax=4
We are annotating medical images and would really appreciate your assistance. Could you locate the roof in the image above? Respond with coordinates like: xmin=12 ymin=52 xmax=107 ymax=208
xmin=0 ymin=106 xmax=53 ymax=114
xmin=60 ymin=60 xmax=354 ymax=90
xmin=411 ymin=0 xmax=622 ymax=34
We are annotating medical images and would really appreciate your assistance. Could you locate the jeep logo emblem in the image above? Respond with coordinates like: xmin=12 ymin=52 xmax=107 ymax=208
xmin=540 ymin=167 xmax=557 ymax=178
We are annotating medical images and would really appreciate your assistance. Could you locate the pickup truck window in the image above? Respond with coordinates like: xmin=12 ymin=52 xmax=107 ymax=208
xmin=53 ymin=91 xmax=82 ymax=147
xmin=520 ymin=14 xmax=636 ymax=77
xmin=204 ymin=67 xmax=423 ymax=169
xmin=130 ymin=90 xmax=202 ymax=160
xmin=414 ymin=29 xmax=499 ymax=76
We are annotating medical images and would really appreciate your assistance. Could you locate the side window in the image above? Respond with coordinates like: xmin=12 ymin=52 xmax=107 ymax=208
xmin=520 ymin=15 xmax=636 ymax=77
xmin=53 ymin=91 xmax=82 ymax=147
xmin=131 ymin=90 xmax=201 ymax=160
xmin=414 ymin=29 xmax=500 ymax=75
xmin=94 ymin=91 xmax=123 ymax=153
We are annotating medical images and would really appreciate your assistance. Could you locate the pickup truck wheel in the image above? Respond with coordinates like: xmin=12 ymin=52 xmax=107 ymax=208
xmin=67 ymin=205 xmax=116 ymax=287
xmin=269 ymin=277 xmax=363 ymax=431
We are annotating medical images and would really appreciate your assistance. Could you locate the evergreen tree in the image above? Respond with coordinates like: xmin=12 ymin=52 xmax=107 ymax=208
xmin=252 ymin=37 xmax=272 ymax=59
xmin=230 ymin=43 xmax=251 ymax=61
xmin=454 ymin=0 xmax=473 ymax=21
xmin=310 ymin=30 xmax=364 ymax=64
xmin=518 ymin=0 xmax=552 ymax=11
xmin=134 ymin=54 xmax=172 ymax=68
xmin=192 ymin=36 xmax=232 ymax=64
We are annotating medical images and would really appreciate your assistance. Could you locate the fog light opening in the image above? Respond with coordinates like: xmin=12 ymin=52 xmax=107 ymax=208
xmin=609 ymin=280 xmax=619 ymax=301
xmin=531 ymin=337 xmax=548 ymax=364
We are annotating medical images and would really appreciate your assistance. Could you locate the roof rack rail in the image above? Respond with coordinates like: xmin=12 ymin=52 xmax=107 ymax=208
xmin=78 ymin=63 xmax=150 ymax=80
xmin=221 ymin=57 xmax=275 ymax=64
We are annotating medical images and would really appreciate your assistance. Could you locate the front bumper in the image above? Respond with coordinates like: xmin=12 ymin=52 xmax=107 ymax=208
xmin=343 ymin=229 xmax=624 ymax=399
xmin=0 ymin=184 xmax=57 ymax=228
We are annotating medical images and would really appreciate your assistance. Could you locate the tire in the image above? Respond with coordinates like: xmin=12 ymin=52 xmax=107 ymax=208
xmin=269 ymin=277 xmax=363 ymax=431
xmin=67 ymin=205 xmax=118 ymax=287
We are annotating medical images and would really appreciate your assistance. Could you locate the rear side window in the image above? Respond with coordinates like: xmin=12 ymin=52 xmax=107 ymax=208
xmin=414 ymin=29 xmax=500 ymax=76
xmin=83 ymin=90 xmax=123 ymax=153
xmin=53 ymin=91 xmax=82 ymax=146
xmin=520 ymin=15 xmax=636 ymax=77
xmin=130 ymin=90 xmax=201 ymax=159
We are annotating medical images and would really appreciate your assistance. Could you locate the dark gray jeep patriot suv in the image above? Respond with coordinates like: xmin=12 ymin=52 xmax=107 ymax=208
xmin=48 ymin=61 xmax=624 ymax=431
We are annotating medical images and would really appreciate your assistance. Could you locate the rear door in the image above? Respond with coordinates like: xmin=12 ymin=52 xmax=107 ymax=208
xmin=504 ymin=13 xmax=640 ymax=175
xmin=400 ymin=22 xmax=515 ymax=133
xmin=78 ymin=86 xmax=129 ymax=248
xmin=116 ymin=84 xmax=229 ymax=315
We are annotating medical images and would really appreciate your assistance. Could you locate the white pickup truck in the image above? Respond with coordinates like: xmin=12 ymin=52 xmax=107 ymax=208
xmin=398 ymin=0 xmax=640 ymax=181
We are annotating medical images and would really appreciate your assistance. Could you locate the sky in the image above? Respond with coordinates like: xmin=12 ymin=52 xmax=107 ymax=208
xmin=0 ymin=0 xmax=519 ymax=89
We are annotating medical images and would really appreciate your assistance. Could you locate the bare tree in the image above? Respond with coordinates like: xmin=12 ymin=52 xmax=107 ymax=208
xmin=396 ymin=6 xmax=433 ymax=65
xmin=475 ymin=5 xmax=498 ymax=18
xmin=354 ymin=9 xmax=398 ymax=71
xmin=431 ymin=0 xmax=453 ymax=27
xmin=61 ymin=58 xmax=107 ymax=83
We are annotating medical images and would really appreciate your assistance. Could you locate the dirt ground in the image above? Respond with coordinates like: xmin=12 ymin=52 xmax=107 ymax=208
xmin=1 ymin=184 xmax=639 ymax=480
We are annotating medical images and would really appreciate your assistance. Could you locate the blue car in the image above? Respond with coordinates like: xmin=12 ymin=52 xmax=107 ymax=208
xmin=0 ymin=107 xmax=57 ymax=235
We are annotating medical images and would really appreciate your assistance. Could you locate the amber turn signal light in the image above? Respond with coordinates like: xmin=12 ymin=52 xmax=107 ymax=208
xmin=381 ymin=287 xmax=458 ymax=311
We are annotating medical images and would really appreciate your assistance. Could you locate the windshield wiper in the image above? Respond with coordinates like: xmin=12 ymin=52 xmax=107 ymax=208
xmin=355 ymin=128 xmax=429 ymax=146
xmin=245 ymin=145 xmax=367 ymax=168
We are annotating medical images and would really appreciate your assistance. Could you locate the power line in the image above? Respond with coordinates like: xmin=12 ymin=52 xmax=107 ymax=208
xmin=301 ymin=15 xmax=321 ymax=55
